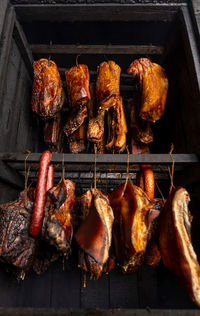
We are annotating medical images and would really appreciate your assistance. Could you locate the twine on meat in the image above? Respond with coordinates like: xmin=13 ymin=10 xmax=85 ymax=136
xmin=168 ymin=143 xmax=175 ymax=194
xmin=76 ymin=54 xmax=81 ymax=66
xmin=48 ymin=40 xmax=52 ymax=66
xmin=24 ymin=150 xmax=31 ymax=204
xmin=122 ymin=146 xmax=130 ymax=196
xmin=155 ymin=181 xmax=165 ymax=202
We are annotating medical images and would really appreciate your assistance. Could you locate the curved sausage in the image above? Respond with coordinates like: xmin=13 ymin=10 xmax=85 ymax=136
xmin=141 ymin=164 xmax=155 ymax=202
xmin=30 ymin=150 xmax=52 ymax=237
xmin=46 ymin=164 xmax=54 ymax=191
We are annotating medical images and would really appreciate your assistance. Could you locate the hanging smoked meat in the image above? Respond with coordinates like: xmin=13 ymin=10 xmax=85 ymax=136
xmin=69 ymin=122 xmax=86 ymax=153
xmin=159 ymin=187 xmax=200 ymax=307
xmin=87 ymin=83 xmax=105 ymax=145
xmin=64 ymin=64 xmax=90 ymax=138
xmin=110 ymin=181 xmax=159 ymax=272
xmin=42 ymin=179 xmax=76 ymax=254
xmin=44 ymin=112 xmax=63 ymax=152
xmin=31 ymin=59 xmax=64 ymax=119
xmin=127 ymin=58 xmax=168 ymax=122
xmin=75 ymin=189 xmax=114 ymax=279
xmin=0 ymin=189 xmax=37 ymax=280
xmin=96 ymin=60 xmax=121 ymax=110
xmin=106 ymin=96 xmax=127 ymax=153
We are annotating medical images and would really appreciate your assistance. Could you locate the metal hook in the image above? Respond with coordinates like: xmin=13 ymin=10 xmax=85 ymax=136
xmin=48 ymin=40 xmax=52 ymax=66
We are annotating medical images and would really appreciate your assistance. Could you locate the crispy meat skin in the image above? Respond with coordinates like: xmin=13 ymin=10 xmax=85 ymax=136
xmin=128 ymin=58 xmax=168 ymax=122
xmin=106 ymin=96 xmax=127 ymax=153
xmin=44 ymin=112 xmax=63 ymax=152
xmin=96 ymin=60 xmax=121 ymax=110
xmin=110 ymin=182 xmax=154 ymax=272
xmin=31 ymin=59 xmax=64 ymax=119
xmin=0 ymin=190 xmax=36 ymax=279
xmin=65 ymin=64 xmax=90 ymax=108
xmin=42 ymin=179 xmax=76 ymax=254
xmin=159 ymin=187 xmax=200 ymax=306
xmin=76 ymin=189 xmax=114 ymax=279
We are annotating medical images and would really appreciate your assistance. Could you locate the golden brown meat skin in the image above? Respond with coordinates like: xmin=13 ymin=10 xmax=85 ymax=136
xmin=96 ymin=61 xmax=121 ymax=110
xmin=106 ymin=96 xmax=127 ymax=153
xmin=31 ymin=59 xmax=63 ymax=119
xmin=159 ymin=187 xmax=200 ymax=306
xmin=76 ymin=189 xmax=114 ymax=279
xmin=65 ymin=64 xmax=90 ymax=108
xmin=63 ymin=105 xmax=88 ymax=137
xmin=127 ymin=58 xmax=168 ymax=122
xmin=69 ymin=123 xmax=86 ymax=153
xmin=110 ymin=182 xmax=154 ymax=272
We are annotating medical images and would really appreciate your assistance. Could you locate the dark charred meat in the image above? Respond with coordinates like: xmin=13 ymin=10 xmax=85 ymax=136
xmin=96 ymin=60 xmax=121 ymax=110
xmin=0 ymin=189 xmax=37 ymax=279
xmin=42 ymin=179 xmax=76 ymax=254
xmin=76 ymin=189 xmax=114 ymax=279
xmin=63 ymin=105 xmax=88 ymax=138
xmin=44 ymin=112 xmax=63 ymax=152
xmin=87 ymin=83 xmax=105 ymax=144
xmin=65 ymin=64 xmax=90 ymax=109
xmin=106 ymin=96 xmax=127 ymax=153
xmin=69 ymin=123 xmax=86 ymax=153
xmin=110 ymin=182 xmax=156 ymax=273
xmin=31 ymin=59 xmax=64 ymax=119
xmin=128 ymin=58 xmax=168 ymax=122
xmin=159 ymin=187 xmax=200 ymax=306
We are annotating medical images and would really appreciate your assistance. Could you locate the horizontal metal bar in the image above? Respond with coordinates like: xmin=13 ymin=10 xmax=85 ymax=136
xmin=0 ymin=153 xmax=199 ymax=165
xmin=30 ymin=44 xmax=164 ymax=55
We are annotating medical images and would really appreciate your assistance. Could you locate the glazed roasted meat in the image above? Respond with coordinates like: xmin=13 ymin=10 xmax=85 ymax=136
xmin=75 ymin=189 xmax=114 ymax=279
xmin=110 ymin=182 xmax=157 ymax=272
xmin=159 ymin=187 xmax=200 ymax=306
xmin=42 ymin=179 xmax=76 ymax=254
xmin=65 ymin=64 xmax=90 ymax=109
xmin=96 ymin=60 xmax=121 ymax=110
xmin=106 ymin=96 xmax=127 ymax=153
xmin=64 ymin=105 xmax=87 ymax=138
xmin=0 ymin=189 xmax=37 ymax=279
xmin=31 ymin=59 xmax=64 ymax=119
xmin=44 ymin=112 xmax=63 ymax=152
xmin=128 ymin=58 xmax=168 ymax=122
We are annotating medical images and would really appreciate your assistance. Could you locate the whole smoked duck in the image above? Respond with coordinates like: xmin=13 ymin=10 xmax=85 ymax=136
xmin=75 ymin=189 xmax=114 ymax=279
xmin=128 ymin=58 xmax=168 ymax=122
xmin=159 ymin=187 xmax=200 ymax=306
xmin=31 ymin=59 xmax=64 ymax=119
xmin=110 ymin=182 xmax=156 ymax=272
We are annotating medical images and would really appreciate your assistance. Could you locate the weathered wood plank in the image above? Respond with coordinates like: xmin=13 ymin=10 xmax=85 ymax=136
xmin=30 ymin=44 xmax=164 ymax=55
xmin=0 ymin=0 xmax=9 ymax=40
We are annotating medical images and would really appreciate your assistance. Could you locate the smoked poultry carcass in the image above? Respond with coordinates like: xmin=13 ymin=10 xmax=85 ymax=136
xmin=110 ymin=182 xmax=160 ymax=272
xmin=96 ymin=60 xmax=121 ymax=111
xmin=75 ymin=189 xmax=114 ymax=279
xmin=127 ymin=58 xmax=168 ymax=122
xmin=42 ymin=179 xmax=76 ymax=254
xmin=106 ymin=96 xmax=127 ymax=153
xmin=159 ymin=187 xmax=200 ymax=306
xmin=64 ymin=64 xmax=90 ymax=138
xmin=0 ymin=189 xmax=37 ymax=280
xmin=31 ymin=59 xmax=64 ymax=119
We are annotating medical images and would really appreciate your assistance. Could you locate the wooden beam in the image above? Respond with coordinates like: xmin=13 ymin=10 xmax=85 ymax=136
xmin=30 ymin=44 xmax=164 ymax=55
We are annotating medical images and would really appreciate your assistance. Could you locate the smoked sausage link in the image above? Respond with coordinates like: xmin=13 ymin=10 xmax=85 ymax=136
xmin=46 ymin=164 xmax=54 ymax=191
xmin=30 ymin=150 xmax=52 ymax=236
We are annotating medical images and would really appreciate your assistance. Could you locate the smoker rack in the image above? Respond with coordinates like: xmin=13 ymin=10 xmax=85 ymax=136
xmin=0 ymin=0 xmax=200 ymax=313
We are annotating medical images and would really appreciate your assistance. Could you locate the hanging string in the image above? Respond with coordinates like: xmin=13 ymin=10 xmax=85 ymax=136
xmin=76 ymin=54 xmax=80 ymax=66
xmin=94 ymin=144 xmax=97 ymax=190
xmin=24 ymin=150 xmax=31 ymax=204
xmin=168 ymin=143 xmax=175 ymax=194
xmin=122 ymin=146 xmax=130 ymax=196
xmin=155 ymin=181 xmax=165 ymax=202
